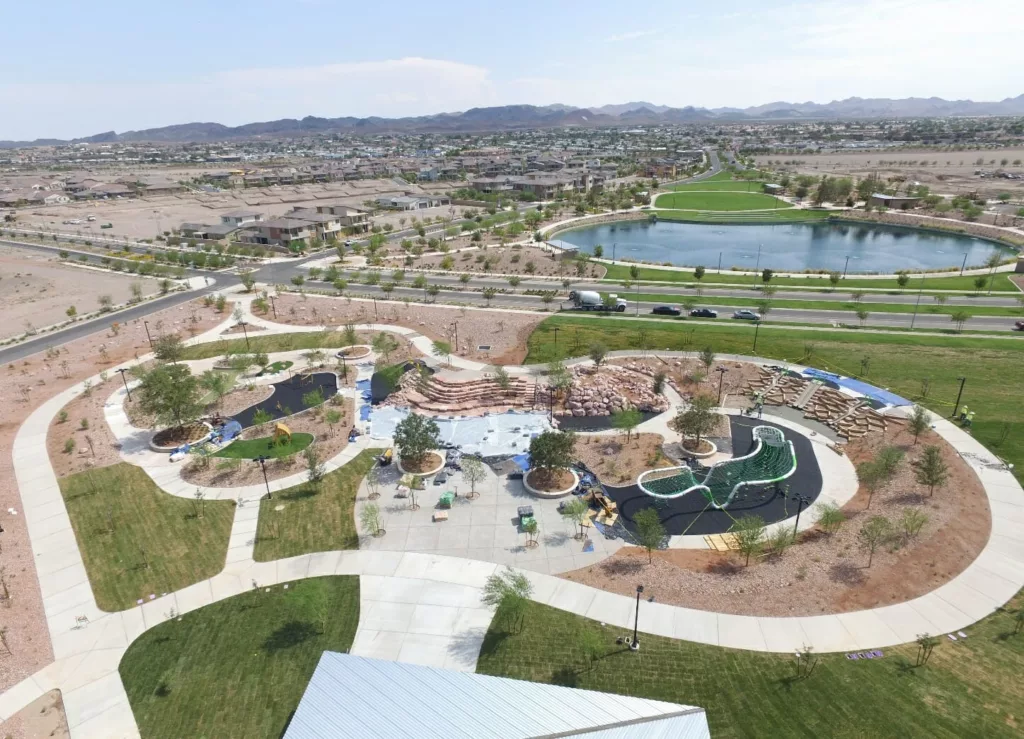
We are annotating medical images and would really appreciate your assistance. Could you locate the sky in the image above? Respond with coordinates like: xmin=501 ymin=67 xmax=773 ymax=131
xmin=2 ymin=0 xmax=1022 ymax=140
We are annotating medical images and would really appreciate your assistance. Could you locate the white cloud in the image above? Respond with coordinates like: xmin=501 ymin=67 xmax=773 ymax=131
xmin=605 ymin=29 xmax=658 ymax=42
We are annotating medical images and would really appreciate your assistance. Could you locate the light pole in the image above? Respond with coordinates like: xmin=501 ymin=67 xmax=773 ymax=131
xmin=951 ymin=376 xmax=967 ymax=418
xmin=143 ymin=320 xmax=153 ymax=348
xmin=269 ymin=294 xmax=278 ymax=319
xmin=959 ymin=251 xmax=969 ymax=276
xmin=754 ymin=244 xmax=762 ymax=275
xmin=752 ymin=319 xmax=762 ymax=352
xmin=552 ymin=326 xmax=559 ymax=351
xmin=909 ymin=276 xmax=925 ymax=330
xmin=612 ymin=242 xmax=617 ymax=264
xmin=373 ymin=297 xmax=378 ymax=322
xmin=631 ymin=584 xmax=644 ymax=651
xmin=116 ymin=367 xmax=132 ymax=402
xmin=238 ymin=321 xmax=250 ymax=350
xmin=791 ymin=492 xmax=811 ymax=539
xmin=452 ymin=321 xmax=459 ymax=351
xmin=254 ymin=456 xmax=272 ymax=499
xmin=717 ymin=251 xmax=722 ymax=273
xmin=843 ymin=255 xmax=851 ymax=279
xmin=716 ymin=366 xmax=728 ymax=406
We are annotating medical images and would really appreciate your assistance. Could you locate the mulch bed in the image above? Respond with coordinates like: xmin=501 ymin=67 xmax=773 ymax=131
xmin=152 ymin=422 xmax=209 ymax=447
xmin=526 ymin=467 xmax=575 ymax=492
xmin=401 ymin=452 xmax=443 ymax=473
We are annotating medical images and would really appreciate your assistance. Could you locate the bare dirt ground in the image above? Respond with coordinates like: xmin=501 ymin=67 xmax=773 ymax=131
xmin=1 ymin=689 xmax=69 ymax=739
xmin=563 ymin=421 xmax=990 ymax=616
xmin=45 ymin=382 xmax=124 ymax=478
xmin=386 ymin=244 xmax=607 ymax=279
xmin=0 ymin=298 xmax=225 ymax=706
xmin=0 ymin=246 xmax=160 ymax=340
xmin=265 ymin=293 xmax=546 ymax=365
xmin=180 ymin=398 xmax=354 ymax=488
xmin=755 ymin=147 xmax=1024 ymax=200
xmin=214 ymin=384 xmax=275 ymax=418
xmin=575 ymin=433 xmax=673 ymax=486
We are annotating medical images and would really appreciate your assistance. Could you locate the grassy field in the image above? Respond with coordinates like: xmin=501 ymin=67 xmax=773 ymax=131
xmin=181 ymin=332 xmax=349 ymax=361
xmin=59 ymin=464 xmax=235 ymax=611
xmin=215 ymin=433 xmax=315 ymax=459
xmin=602 ymin=262 xmax=1020 ymax=292
xmin=654 ymin=191 xmax=792 ymax=211
xmin=253 ymin=449 xmax=379 ymax=561
xmin=120 ymin=576 xmax=359 ymax=739
xmin=527 ymin=315 xmax=1024 ymax=480
xmin=651 ymin=208 xmax=821 ymax=224
xmin=667 ymin=179 xmax=768 ymax=192
xmin=477 ymin=596 xmax=1024 ymax=739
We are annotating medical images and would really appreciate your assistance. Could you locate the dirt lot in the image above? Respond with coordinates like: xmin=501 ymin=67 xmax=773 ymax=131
xmin=0 ymin=298 xmax=225 ymax=718
xmin=755 ymin=147 xmax=1024 ymax=200
xmin=0 ymin=245 xmax=160 ymax=339
xmin=575 ymin=433 xmax=673 ymax=486
xmin=563 ymin=420 xmax=990 ymax=616
xmin=1 ymin=689 xmax=69 ymax=739
xmin=180 ymin=398 xmax=354 ymax=488
xmin=388 ymin=243 xmax=606 ymax=279
xmin=265 ymin=293 xmax=546 ymax=365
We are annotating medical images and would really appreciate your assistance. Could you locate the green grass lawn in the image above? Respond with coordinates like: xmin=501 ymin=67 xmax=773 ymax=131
xmin=654 ymin=191 xmax=792 ymax=211
xmin=667 ymin=179 xmax=768 ymax=192
xmin=215 ymin=433 xmax=315 ymax=459
xmin=253 ymin=449 xmax=379 ymax=561
xmin=528 ymin=315 xmax=1024 ymax=481
xmin=120 ymin=576 xmax=359 ymax=739
xmin=477 ymin=596 xmax=1024 ymax=739
xmin=602 ymin=262 xmax=1019 ymax=292
xmin=59 ymin=464 xmax=235 ymax=611
xmin=181 ymin=333 xmax=348 ymax=361
xmin=260 ymin=360 xmax=294 ymax=375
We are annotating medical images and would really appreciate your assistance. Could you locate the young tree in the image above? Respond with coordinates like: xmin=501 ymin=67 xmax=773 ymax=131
xmin=432 ymin=340 xmax=452 ymax=367
xmin=816 ymin=502 xmax=845 ymax=535
xmin=461 ymin=457 xmax=487 ymax=499
xmin=588 ymin=343 xmax=608 ymax=367
xmin=857 ymin=460 xmax=884 ymax=509
xmin=393 ymin=412 xmax=441 ymax=467
xmin=670 ymin=393 xmax=718 ymax=452
xmin=653 ymin=370 xmax=667 ymax=395
xmin=699 ymin=346 xmax=715 ymax=373
xmin=481 ymin=567 xmax=534 ymax=634
xmin=858 ymin=515 xmax=893 ymax=567
xmin=828 ymin=271 xmax=841 ymax=290
xmin=694 ymin=265 xmax=705 ymax=282
xmin=490 ymin=365 xmax=513 ymax=396
xmin=528 ymin=430 xmax=576 ymax=479
xmin=856 ymin=307 xmax=869 ymax=327
xmin=559 ymin=496 xmax=590 ymax=540
xmin=949 ymin=310 xmax=970 ymax=332
xmin=152 ymin=333 xmax=185 ymax=364
xmin=360 ymin=502 xmax=383 ymax=537
xmin=324 ymin=408 xmax=342 ymax=436
xmin=522 ymin=516 xmax=539 ymax=547
xmin=304 ymin=445 xmax=326 ymax=487
xmin=907 ymin=405 xmax=930 ymax=444
xmin=611 ymin=408 xmax=643 ymax=442
xmin=916 ymin=633 xmax=939 ymax=666
xmin=912 ymin=445 xmax=949 ymax=496
xmin=199 ymin=370 xmax=232 ymax=411
xmin=731 ymin=514 xmax=766 ymax=566
xmin=633 ymin=507 xmax=666 ymax=563
xmin=138 ymin=363 xmax=202 ymax=429
xmin=371 ymin=332 xmax=399 ymax=362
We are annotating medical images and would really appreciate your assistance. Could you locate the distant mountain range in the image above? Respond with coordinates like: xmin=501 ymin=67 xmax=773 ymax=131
xmin=4 ymin=95 xmax=1024 ymax=147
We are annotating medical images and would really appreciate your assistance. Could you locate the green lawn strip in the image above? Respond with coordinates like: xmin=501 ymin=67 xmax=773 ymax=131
xmin=618 ymin=291 xmax=1024 ymax=318
xmin=666 ymin=179 xmax=768 ymax=192
xmin=528 ymin=315 xmax=1024 ymax=480
xmin=602 ymin=263 xmax=1018 ymax=292
xmin=253 ymin=449 xmax=380 ymax=561
xmin=650 ymin=208 xmax=818 ymax=224
xmin=181 ymin=332 xmax=348 ymax=361
xmin=198 ymin=369 xmax=238 ymax=405
xmin=58 ymin=464 xmax=235 ymax=611
xmin=476 ymin=597 xmax=1024 ymax=739
xmin=120 ymin=576 xmax=359 ymax=739
xmin=215 ymin=433 xmax=315 ymax=459
xmin=653 ymin=191 xmax=792 ymax=211
xmin=261 ymin=360 xmax=294 ymax=374
xmin=667 ymin=170 xmax=734 ymax=185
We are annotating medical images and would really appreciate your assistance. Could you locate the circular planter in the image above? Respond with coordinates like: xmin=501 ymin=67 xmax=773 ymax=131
xmin=681 ymin=439 xmax=718 ymax=459
xmin=397 ymin=451 xmax=445 ymax=477
xmin=149 ymin=421 xmax=213 ymax=452
xmin=336 ymin=345 xmax=371 ymax=359
xmin=523 ymin=467 xmax=579 ymax=499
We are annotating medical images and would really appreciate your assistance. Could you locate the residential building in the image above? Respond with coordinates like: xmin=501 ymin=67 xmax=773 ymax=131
xmin=374 ymin=194 xmax=451 ymax=210
xmin=219 ymin=209 xmax=264 ymax=226
xmin=239 ymin=217 xmax=314 ymax=247
xmin=308 ymin=202 xmax=371 ymax=232
xmin=869 ymin=193 xmax=921 ymax=210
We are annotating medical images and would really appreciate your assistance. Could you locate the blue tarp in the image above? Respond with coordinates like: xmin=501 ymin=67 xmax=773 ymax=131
xmin=220 ymin=420 xmax=243 ymax=443
xmin=802 ymin=368 xmax=912 ymax=407
xmin=359 ymin=404 xmax=372 ymax=421
xmin=512 ymin=453 xmax=531 ymax=471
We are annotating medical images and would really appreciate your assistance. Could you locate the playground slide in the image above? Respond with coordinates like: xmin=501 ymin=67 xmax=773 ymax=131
xmin=637 ymin=426 xmax=797 ymax=510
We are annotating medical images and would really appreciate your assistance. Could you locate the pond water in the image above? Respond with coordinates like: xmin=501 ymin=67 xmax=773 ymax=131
xmin=552 ymin=220 xmax=1014 ymax=273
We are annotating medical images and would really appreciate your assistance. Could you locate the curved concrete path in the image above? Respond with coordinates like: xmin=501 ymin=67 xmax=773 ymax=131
xmin=2 ymin=290 xmax=1023 ymax=738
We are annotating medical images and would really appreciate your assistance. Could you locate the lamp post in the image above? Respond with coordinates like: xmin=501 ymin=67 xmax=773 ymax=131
xmin=452 ymin=321 xmax=459 ymax=351
xmin=843 ymin=255 xmax=851 ymax=279
xmin=909 ymin=276 xmax=925 ymax=330
xmin=143 ymin=320 xmax=153 ymax=348
xmin=752 ymin=319 xmax=762 ymax=352
xmin=631 ymin=584 xmax=644 ymax=651
xmin=269 ymin=294 xmax=278 ymax=319
xmin=373 ymin=297 xmax=378 ymax=322
xmin=951 ymin=376 xmax=967 ymax=418
xmin=254 ymin=456 xmax=272 ymax=499
xmin=717 ymin=251 xmax=722 ymax=273
xmin=716 ymin=366 xmax=728 ymax=405
xmin=115 ymin=367 xmax=132 ymax=402
xmin=959 ymin=251 xmax=969 ymax=276
xmin=612 ymin=242 xmax=616 ymax=264
xmin=552 ymin=326 xmax=559 ymax=350
xmin=754 ymin=244 xmax=762 ymax=275
xmin=238 ymin=321 xmax=250 ymax=350
xmin=791 ymin=492 xmax=811 ymax=539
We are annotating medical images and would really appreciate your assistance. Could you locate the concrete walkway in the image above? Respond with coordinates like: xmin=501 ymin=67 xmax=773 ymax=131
xmin=2 ymin=299 xmax=1023 ymax=738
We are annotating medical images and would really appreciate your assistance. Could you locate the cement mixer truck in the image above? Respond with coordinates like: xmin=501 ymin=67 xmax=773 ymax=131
xmin=568 ymin=290 xmax=628 ymax=312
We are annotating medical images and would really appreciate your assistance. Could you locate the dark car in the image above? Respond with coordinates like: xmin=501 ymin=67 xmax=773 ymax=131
xmin=1015 ymin=320 xmax=1024 ymax=331
xmin=651 ymin=305 xmax=681 ymax=316
xmin=690 ymin=308 xmax=718 ymax=318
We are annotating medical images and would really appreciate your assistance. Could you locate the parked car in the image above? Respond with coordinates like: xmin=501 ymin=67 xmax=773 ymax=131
xmin=690 ymin=308 xmax=718 ymax=318
xmin=1014 ymin=320 xmax=1024 ymax=331
xmin=651 ymin=305 xmax=681 ymax=316
xmin=732 ymin=309 xmax=761 ymax=320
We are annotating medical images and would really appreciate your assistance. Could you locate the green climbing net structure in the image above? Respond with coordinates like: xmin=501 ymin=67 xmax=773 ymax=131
xmin=637 ymin=426 xmax=797 ymax=510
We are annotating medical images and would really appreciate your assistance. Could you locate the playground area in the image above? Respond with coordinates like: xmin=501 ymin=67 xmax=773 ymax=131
xmin=231 ymin=371 xmax=338 ymax=428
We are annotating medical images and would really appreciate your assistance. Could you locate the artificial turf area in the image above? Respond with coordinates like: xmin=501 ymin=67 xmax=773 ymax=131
xmin=120 ymin=576 xmax=359 ymax=739
xmin=58 ymin=464 xmax=235 ymax=611
xmin=654 ymin=191 xmax=792 ymax=211
xmin=253 ymin=449 xmax=380 ymax=561
xmin=476 ymin=595 xmax=1024 ymax=739
xmin=527 ymin=315 xmax=1024 ymax=483
xmin=214 ymin=432 xmax=315 ymax=459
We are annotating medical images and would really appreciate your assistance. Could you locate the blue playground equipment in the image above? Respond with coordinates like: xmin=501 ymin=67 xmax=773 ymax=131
xmin=637 ymin=425 xmax=797 ymax=509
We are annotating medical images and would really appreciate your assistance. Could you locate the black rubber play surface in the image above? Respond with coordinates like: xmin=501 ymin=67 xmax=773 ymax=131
xmin=557 ymin=410 xmax=661 ymax=432
xmin=232 ymin=372 xmax=338 ymax=428
xmin=602 ymin=417 xmax=822 ymax=537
